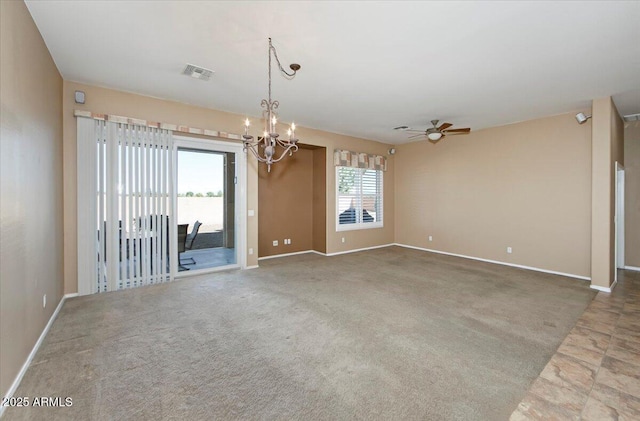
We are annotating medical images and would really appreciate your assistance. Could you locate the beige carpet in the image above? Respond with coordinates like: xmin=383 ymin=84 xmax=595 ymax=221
xmin=4 ymin=247 xmax=596 ymax=420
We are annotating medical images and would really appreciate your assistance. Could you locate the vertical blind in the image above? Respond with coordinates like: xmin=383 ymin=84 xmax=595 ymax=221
xmin=77 ymin=117 xmax=174 ymax=295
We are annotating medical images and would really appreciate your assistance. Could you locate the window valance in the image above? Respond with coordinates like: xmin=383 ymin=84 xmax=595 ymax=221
xmin=333 ymin=149 xmax=387 ymax=171
xmin=74 ymin=110 xmax=243 ymax=140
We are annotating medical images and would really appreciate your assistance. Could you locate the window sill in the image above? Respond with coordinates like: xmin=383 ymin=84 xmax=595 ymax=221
xmin=336 ymin=222 xmax=384 ymax=232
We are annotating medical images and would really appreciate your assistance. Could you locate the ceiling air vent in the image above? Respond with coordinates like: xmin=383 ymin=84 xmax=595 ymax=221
xmin=182 ymin=64 xmax=214 ymax=81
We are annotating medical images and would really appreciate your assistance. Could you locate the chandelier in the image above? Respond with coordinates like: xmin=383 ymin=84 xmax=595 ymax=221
xmin=243 ymin=38 xmax=301 ymax=173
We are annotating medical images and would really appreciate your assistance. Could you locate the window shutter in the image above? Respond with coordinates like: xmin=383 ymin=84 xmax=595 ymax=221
xmin=336 ymin=166 xmax=383 ymax=230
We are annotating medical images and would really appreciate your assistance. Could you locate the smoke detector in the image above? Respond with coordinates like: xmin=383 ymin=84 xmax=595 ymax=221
xmin=182 ymin=64 xmax=214 ymax=81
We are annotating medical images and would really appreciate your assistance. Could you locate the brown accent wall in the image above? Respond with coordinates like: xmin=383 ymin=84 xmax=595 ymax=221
xmin=624 ymin=122 xmax=640 ymax=267
xmin=258 ymin=146 xmax=327 ymax=257
xmin=258 ymin=148 xmax=314 ymax=257
xmin=0 ymin=0 xmax=64 ymax=397
xmin=395 ymin=112 xmax=592 ymax=277
xmin=312 ymin=148 xmax=327 ymax=253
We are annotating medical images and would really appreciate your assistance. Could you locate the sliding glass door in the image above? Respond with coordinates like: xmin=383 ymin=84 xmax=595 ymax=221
xmin=77 ymin=118 xmax=246 ymax=295
xmin=173 ymin=136 xmax=245 ymax=274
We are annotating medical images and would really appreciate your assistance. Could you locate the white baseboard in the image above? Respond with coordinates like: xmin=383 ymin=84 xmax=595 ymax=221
xmin=590 ymin=279 xmax=618 ymax=293
xmin=257 ymin=244 xmax=396 ymax=260
xmin=258 ymin=250 xmax=315 ymax=260
xmin=245 ymin=265 xmax=259 ymax=270
xmin=624 ymin=265 xmax=640 ymax=272
xmin=0 ymin=293 xmax=71 ymax=417
xmin=393 ymin=243 xmax=591 ymax=281
xmin=323 ymin=243 xmax=395 ymax=257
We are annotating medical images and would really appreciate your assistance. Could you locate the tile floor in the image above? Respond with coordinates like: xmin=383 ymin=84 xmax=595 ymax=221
xmin=179 ymin=247 xmax=236 ymax=271
xmin=511 ymin=269 xmax=640 ymax=420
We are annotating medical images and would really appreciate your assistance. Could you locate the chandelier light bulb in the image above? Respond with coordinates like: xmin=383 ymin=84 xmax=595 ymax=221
xmin=244 ymin=118 xmax=250 ymax=136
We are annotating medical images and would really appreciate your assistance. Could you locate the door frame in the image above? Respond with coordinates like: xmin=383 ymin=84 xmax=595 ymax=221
xmin=172 ymin=135 xmax=247 ymax=277
xmin=615 ymin=161 xmax=625 ymax=281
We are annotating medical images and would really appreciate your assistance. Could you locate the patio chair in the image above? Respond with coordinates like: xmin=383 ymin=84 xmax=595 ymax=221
xmin=177 ymin=223 xmax=190 ymax=271
xmin=185 ymin=221 xmax=202 ymax=251
xmin=180 ymin=221 xmax=201 ymax=266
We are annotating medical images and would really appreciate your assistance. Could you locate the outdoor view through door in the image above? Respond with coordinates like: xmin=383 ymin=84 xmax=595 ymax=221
xmin=177 ymin=148 xmax=236 ymax=271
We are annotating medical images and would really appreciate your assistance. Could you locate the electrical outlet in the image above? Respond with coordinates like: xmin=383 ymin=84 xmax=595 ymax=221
xmin=248 ymin=248 xmax=254 ymax=255
xmin=507 ymin=247 xmax=512 ymax=254
xmin=273 ymin=240 xmax=279 ymax=246
xmin=341 ymin=237 xmax=345 ymax=243
xmin=43 ymin=294 xmax=46 ymax=308
xmin=428 ymin=236 xmax=433 ymax=242
xmin=248 ymin=209 xmax=255 ymax=217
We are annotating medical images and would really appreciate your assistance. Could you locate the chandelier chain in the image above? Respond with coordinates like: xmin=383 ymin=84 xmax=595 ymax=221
xmin=270 ymin=39 xmax=297 ymax=79
xmin=243 ymin=38 xmax=300 ymax=173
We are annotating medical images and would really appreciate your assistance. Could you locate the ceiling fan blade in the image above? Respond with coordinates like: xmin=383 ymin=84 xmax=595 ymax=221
xmin=442 ymin=128 xmax=471 ymax=133
xmin=437 ymin=122 xmax=452 ymax=131
xmin=408 ymin=134 xmax=426 ymax=139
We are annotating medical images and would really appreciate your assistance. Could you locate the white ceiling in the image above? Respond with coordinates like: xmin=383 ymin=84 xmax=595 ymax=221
xmin=26 ymin=1 xmax=640 ymax=145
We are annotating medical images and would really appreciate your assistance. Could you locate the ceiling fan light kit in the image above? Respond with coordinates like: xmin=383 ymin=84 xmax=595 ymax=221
xmin=402 ymin=119 xmax=471 ymax=143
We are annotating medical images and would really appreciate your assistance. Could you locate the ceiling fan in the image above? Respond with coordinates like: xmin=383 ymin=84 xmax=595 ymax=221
xmin=405 ymin=120 xmax=471 ymax=143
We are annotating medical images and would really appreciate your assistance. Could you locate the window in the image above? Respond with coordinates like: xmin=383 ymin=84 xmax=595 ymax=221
xmin=336 ymin=166 xmax=383 ymax=231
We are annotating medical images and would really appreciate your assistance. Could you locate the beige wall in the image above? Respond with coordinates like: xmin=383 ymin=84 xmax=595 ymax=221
xmin=63 ymin=82 xmax=393 ymax=292
xmin=258 ymin=148 xmax=314 ymax=257
xmin=610 ymin=99 xmax=625 ymax=277
xmin=0 ymin=0 xmax=64 ymax=398
xmin=591 ymin=97 xmax=624 ymax=288
xmin=395 ymin=112 xmax=592 ymax=277
xmin=625 ymin=122 xmax=640 ymax=267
